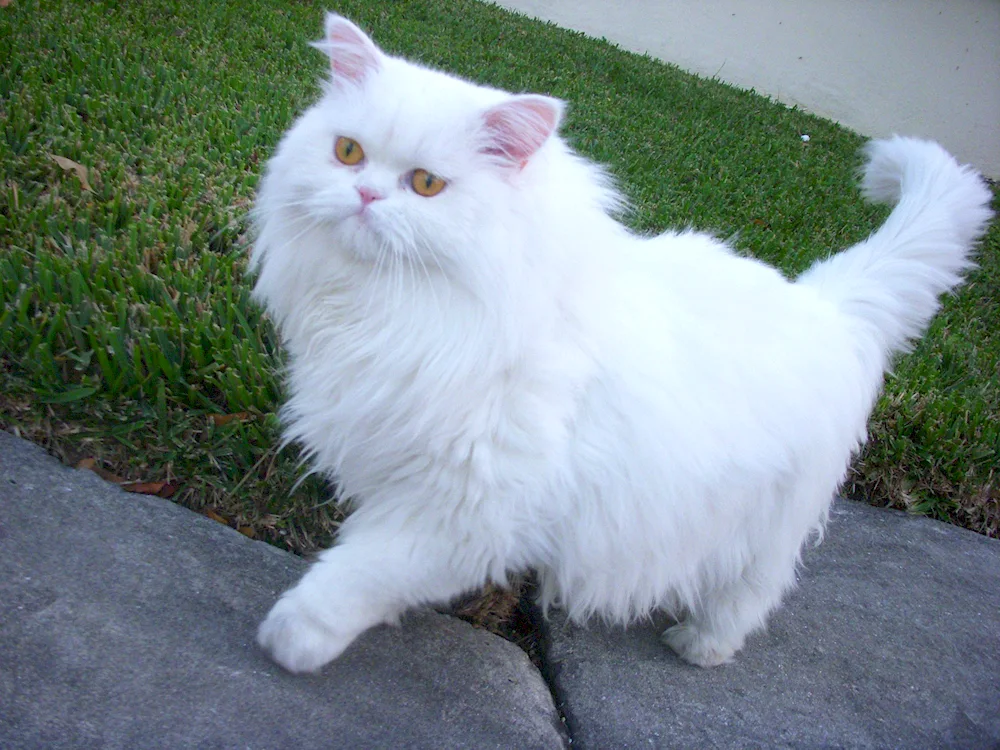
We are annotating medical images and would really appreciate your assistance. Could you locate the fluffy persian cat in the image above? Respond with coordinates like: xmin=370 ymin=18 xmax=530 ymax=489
xmin=250 ymin=13 xmax=993 ymax=672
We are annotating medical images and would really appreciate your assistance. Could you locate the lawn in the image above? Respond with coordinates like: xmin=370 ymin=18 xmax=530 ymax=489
xmin=1 ymin=0 xmax=997 ymax=556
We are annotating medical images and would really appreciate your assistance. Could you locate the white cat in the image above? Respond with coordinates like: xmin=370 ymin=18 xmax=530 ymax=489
xmin=250 ymin=13 xmax=993 ymax=672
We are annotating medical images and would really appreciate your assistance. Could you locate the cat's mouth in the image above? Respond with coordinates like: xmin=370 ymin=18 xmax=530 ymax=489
xmin=353 ymin=203 xmax=375 ymax=225
xmin=339 ymin=213 xmax=394 ymax=262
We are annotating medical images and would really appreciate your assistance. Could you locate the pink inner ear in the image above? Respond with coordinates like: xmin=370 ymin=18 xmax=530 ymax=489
xmin=324 ymin=15 xmax=380 ymax=83
xmin=482 ymin=96 xmax=563 ymax=166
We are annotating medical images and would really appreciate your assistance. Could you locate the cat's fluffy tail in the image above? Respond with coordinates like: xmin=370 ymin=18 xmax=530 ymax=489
xmin=798 ymin=136 xmax=993 ymax=360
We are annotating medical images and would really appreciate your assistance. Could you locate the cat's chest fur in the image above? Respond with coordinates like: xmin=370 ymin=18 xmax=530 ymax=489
xmin=278 ymin=263 xmax=594 ymax=506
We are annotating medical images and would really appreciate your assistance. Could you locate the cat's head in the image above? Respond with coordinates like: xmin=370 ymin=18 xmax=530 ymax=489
xmin=256 ymin=13 xmax=567 ymax=292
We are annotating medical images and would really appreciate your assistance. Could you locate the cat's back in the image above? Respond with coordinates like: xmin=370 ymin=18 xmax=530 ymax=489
xmin=577 ymin=226 xmax=866 ymax=453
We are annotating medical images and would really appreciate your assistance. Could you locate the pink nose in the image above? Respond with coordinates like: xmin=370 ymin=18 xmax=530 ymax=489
xmin=357 ymin=186 xmax=383 ymax=207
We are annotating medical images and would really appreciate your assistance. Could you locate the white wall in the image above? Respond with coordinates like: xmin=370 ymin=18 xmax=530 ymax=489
xmin=495 ymin=0 xmax=1000 ymax=177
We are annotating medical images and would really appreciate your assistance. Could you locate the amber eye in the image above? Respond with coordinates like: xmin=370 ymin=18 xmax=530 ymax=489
xmin=334 ymin=137 xmax=364 ymax=165
xmin=411 ymin=168 xmax=447 ymax=197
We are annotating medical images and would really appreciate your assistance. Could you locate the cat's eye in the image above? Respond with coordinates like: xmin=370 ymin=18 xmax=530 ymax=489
xmin=411 ymin=169 xmax=447 ymax=197
xmin=335 ymin=137 xmax=365 ymax=166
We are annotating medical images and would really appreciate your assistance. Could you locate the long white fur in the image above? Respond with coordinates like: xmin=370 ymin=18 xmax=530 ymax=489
xmin=252 ymin=14 xmax=994 ymax=672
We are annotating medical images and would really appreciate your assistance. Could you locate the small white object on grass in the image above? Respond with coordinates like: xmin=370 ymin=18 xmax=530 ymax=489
xmin=801 ymin=134 xmax=811 ymax=142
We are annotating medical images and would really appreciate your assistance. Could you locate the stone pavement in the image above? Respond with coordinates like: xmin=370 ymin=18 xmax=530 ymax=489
xmin=543 ymin=501 xmax=1000 ymax=748
xmin=2 ymin=428 xmax=999 ymax=749
xmin=0 ymin=432 xmax=565 ymax=749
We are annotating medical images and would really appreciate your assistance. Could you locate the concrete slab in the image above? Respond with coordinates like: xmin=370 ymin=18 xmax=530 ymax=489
xmin=0 ymin=431 xmax=566 ymax=750
xmin=494 ymin=0 xmax=1000 ymax=178
xmin=541 ymin=499 xmax=1000 ymax=749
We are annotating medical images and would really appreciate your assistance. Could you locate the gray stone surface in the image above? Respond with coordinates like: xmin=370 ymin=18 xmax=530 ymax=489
xmin=0 ymin=431 xmax=566 ymax=750
xmin=543 ymin=499 xmax=1000 ymax=749
xmin=5 ymin=423 xmax=999 ymax=750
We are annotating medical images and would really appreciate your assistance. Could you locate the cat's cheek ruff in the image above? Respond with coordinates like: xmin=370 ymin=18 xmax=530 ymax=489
xmin=297 ymin=185 xmax=363 ymax=229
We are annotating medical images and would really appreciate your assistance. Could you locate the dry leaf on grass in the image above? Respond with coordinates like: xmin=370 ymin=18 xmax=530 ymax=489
xmin=202 ymin=509 xmax=256 ymax=537
xmin=210 ymin=412 xmax=250 ymax=427
xmin=122 ymin=481 xmax=178 ymax=498
xmin=180 ymin=220 xmax=198 ymax=245
xmin=50 ymin=155 xmax=92 ymax=191
xmin=203 ymin=509 xmax=229 ymax=525
xmin=76 ymin=457 xmax=177 ymax=497
xmin=75 ymin=457 xmax=126 ymax=484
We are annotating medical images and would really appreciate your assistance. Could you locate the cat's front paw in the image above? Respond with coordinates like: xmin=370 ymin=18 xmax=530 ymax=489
xmin=257 ymin=595 xmax=356 ymax=673
xmin=661 ymin=622 xmax=736 ymax=668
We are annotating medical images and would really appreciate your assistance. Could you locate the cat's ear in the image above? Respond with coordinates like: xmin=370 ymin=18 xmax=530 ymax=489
xmin=479 ymin=95 xmax=564 ymax=168
xmin=311 ymin=13 xmax=382 ymax=86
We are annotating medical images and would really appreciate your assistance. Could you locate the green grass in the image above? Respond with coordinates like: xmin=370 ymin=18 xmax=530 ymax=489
xmin=1 ymin=0 xmax=997 ymax=548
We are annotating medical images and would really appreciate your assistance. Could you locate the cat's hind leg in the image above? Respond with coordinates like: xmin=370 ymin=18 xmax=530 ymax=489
xmin=661 ymin=544 xmax=801 ymax=667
